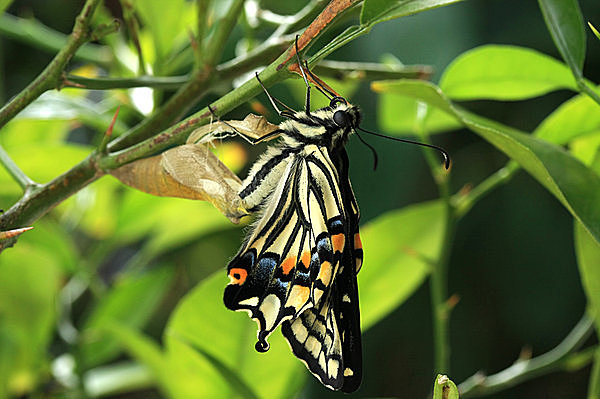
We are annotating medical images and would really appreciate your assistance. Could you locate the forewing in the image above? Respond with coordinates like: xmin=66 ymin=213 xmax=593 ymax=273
xmin=223 ymin=145 xmax=345 ymax=351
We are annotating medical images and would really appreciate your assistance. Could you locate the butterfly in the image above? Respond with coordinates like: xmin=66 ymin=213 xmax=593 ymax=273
xmin=222 ymin=55 xmax=364 ymax=392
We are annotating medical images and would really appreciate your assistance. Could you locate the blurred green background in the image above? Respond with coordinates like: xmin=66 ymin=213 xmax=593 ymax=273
xmin=1 ymin=0 xmax=600 ymax=398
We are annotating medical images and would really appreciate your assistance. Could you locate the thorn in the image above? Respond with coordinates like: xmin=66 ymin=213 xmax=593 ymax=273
xmin=99 ymin=106 xmax=120 ymax=153
xmin=0 ymin=226 xmax=34 ymax=240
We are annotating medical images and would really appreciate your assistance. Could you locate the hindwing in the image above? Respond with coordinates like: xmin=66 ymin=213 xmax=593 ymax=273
xmin=224 ymin=144 xmax=363 ymax=391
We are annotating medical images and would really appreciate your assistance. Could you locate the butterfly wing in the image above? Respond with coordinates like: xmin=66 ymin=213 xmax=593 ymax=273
xmin=281 ymin=146 xmax=363 ymax=392
xmin=224 ymin=145 xmax=345 ymax=347
xmin=224 ymin=144 xmax=362 ymax=391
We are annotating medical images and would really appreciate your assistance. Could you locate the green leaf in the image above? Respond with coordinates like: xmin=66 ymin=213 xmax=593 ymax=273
xmin=372 ymin=79 xmax=600 ymax=245
xmin=574 ymin=222 xmax=600 ymax=333
xmin=538 ymin=0 xmax=586 ymax=79
xmin=134 ymin=0 xmax=194 ymax=63
xmin=361 ymin=0 xmax=464 ymax=25
xmin=534 ymin=89 xmax=600 ymax=144
xmin=0 ymin=0 xmax=13 ymax=13
xmin=359 ymin=200 xmax=445 ymax=330
xmin=439 ymin=45 xmax=577 ymax=100
xmin=166 ymin=271 xmax=304 ymax=399
xmin=378 ymin=92 xmax=462 ymax=136
xmin=111 ymin=188 xmax=232 ymax=258
xmin=0 ymin=239 xmax=63 ymax=396
xmin=571 ymin=134 xmax=600 ymax=169
xmin=433 ymin=374 xmax=460 ymax=399
xmin=80 ymin=267 xmax=174 ymax=369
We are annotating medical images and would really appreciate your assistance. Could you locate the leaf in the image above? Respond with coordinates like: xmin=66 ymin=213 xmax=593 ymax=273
xmin=378 ymin=92 xmax=462 ymax=136
xmin=79 ymin=266 xmax=175 ymax=369
xmin=0 ymin=0 xmax=13 ymax=14
xmin=439 ymin=45 xmax=577 ymax=100
xmin=538 ymin=0 xmax=586 ymax=79
xmin=133 ymin=0 xmax=192 ymax=62
xmin=0 ymin=239 xmax=63 ymax=396
xmin=166 ymin=271 xmax=304 ymax=399
xmin=361 ymin=0 xmax=464 ymax=25
xmin=372 ymin=79 xmax=600 ymax=245
xmin=534 ymin=89 xmax=600 ymax=144
xmin=359 ymin=201 xmax=445 ymax=330
xmin=574 ymin=222 xmax=600 ymax=333
xmin=433 ymin=374 xmax=460 ymax=399
xmin=110 ymin=143 xmax=247 ymax=223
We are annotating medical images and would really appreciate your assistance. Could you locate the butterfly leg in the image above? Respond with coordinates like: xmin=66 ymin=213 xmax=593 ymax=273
xmin=254 ymin=73 xmax=296 ymax=119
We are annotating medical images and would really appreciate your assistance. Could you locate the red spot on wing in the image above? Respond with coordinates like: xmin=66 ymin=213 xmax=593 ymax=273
xmin=281 ymin=256 xmax=296 ymax=275
xmin=228 ymin=268 xmax=248 ymax=285
xmin=331 ymin=233 xmax=345 ymax=253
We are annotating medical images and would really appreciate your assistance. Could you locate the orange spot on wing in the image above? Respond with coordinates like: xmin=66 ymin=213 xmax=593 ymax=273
xmin=354 ymin=233 xmax=362 ymax=250
xmin=331 ymin=233 xmax=345 ymax=253
xmin=317 ymin=261 xmax=333 ymax=286
xmin=300 ymin=251 xmax=311 ymax=268
xmin=228 ymin=268 xmax=248 ymax=285
xmin=281 ymin=257 xmax=296 ymax=275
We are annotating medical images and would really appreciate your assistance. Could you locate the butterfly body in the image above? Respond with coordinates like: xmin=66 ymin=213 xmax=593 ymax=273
xmin=224 ymin=101 xmax=364 ymax=392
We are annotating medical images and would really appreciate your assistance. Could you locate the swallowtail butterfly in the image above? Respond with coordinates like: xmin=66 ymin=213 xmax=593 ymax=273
xmin=222 ymin=43 xmax=449 ymax=392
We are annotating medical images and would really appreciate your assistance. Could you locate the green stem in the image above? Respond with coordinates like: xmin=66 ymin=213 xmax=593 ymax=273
xmin=100 ymin=53 xmax=292 ymax=169
xmin=202 ymin=0 xmax=245 ymax=68
xmin=195 ymin=0 xmax=210 ymax=67
xmin=314 ymin=60 xmax=433 ymax=81
xmin=453 ymin=161 xmax=520 ymax=219
xmin=65 ymin=74 xmax=191 ymax=90
xmin=0 ymin=13 xmax=112 ymax=67
xmin=459 ymin=313 xmax=595 ymax=398
xmin=119 ymin=0 xmax=146 ymax=74
xmin=0 ymin=0 xmax=103 ymax=129
xmin=108 ymin=36 xmax=290 ymax=151
xmin=0 ymin=144 xmax=36 ymax=190
xmin=422 ymin=131 xmax=454 ymax=374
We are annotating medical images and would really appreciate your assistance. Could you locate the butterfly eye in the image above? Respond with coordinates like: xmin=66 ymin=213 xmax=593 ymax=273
xmin=333 ymin=110 xmax=351 ymax=127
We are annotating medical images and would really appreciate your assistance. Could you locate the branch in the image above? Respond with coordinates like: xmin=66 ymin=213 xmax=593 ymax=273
xmin=459 ymin=313 xmax=595 ymax=398
xmin=0 ymin=46 xmax=295 ymax=250
xmin=0 ymin=0 xmax=106 ymax=128
xmin=314 ymin=60 xmax=433 ymax=81
xmin=0 ymin=13 xmax=113 ymax=67
xmin=0 ymin=144 xmax=37 ymax=191
xmin=108 ymin=35 xmax=290 ymax=151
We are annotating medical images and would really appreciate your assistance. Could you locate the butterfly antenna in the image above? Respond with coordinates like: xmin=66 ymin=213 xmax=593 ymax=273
xmin=357 ymin=127 xmax=450 ymax=169
xmin=354 ymin=131 xmax=379 ymax=170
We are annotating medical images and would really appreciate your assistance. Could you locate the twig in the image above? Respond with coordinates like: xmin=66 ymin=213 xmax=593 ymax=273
xmin=0 ymin=0 xmax=105 ymax=128
xmin=0 ymin=144 xmax=37 ymax=191
xmin=314 ymin=60 xmax=433 ymax=81
xmin=421 ymin=129 xmax=455 ymax=374
xmin=202 ymin=0 xmax=245 ymax=68
xmin=452 ymin=161 xmax=520 ymax=219
xmin=0 ymin=13 xmax=112 ymax=67
xmin=119 ymin=0 xmax=146 ymax=74
xmin=459 ymin=313 xmax=595 ymax=397
xmin=108 ymin=35 xmax=291 ymax=151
